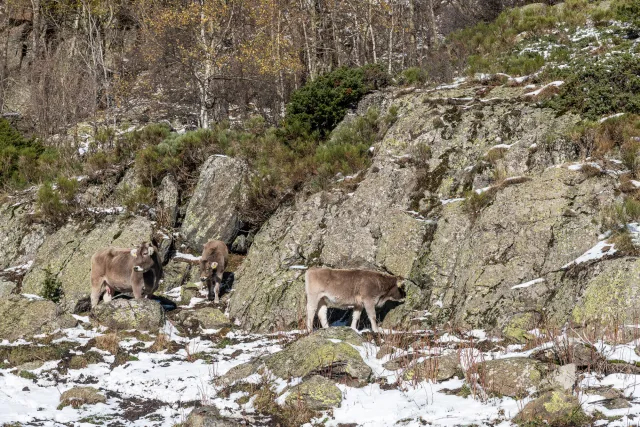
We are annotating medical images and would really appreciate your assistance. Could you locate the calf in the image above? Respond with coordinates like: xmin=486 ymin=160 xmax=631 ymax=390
xmin=305 ymin=267 xmax=406 ymax=333
xmin=199 ymin=239 xmax=229 ymax=304
xmin=90 ymin=242 xmax=163 ymax=308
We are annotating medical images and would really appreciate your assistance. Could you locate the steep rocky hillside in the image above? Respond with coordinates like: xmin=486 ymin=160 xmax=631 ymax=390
xmin=1 ymin=1 xmax=640 ymax=425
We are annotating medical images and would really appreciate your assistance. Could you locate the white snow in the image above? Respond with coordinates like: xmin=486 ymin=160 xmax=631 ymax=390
xmin=441 ymin=198 xmax=465 ymax=205
xmin=600 ymin=113 xmax=626 ymax=123
xmin=2 ymin=260 xmax=33 ymax=274
xmin=562 ymin=240 xmax=617 ymax=269
xmin=174 ymin=252 xmax=201 ymax=262
xmin=87 ymin=206 xmax=125 ymax=215
xmin=511 ymin=278 xmax=545 ymax=290
xmin=523 ymin=80 xmax=564 ymax=97
xmin=288 ymin=265 xmax=308 ymax=270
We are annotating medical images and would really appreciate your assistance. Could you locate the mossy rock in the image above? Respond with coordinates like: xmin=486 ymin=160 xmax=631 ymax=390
xmin=265 ymin=327 xmax=371 ymax=386
xmin=180 ymin=283 xmax=201 ymax=305
xmin=514 ymin=390 xmax=588 ymax=426
xmin=176 ymin=307 xmax=230 ymax=330
xmin=0 ymin=343 xmax=73 ymax=367
xmin=184 ymin=405 xmax=243 ymax=427
xmin=58 ymin=387 xmax=106 ymax=409
xmin=284 ymin=375 xmax=342 ymax=410
xmin=68 ymin=351 xmax=103 ymax=370
xmin=90 ymin=299 xmax=165 ymax=331
xmin=0 ymin=296 xmax=78 ymax=341
xmin=402 ymin=353 xmax=463 ymax=382
xmin=476 ymin=358 xmax=551 ymax=398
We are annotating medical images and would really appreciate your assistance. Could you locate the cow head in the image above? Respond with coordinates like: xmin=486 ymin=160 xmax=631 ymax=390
xmin=388 ymin=279 xmax=407 ymax=302
xmin=199 ymin=258 xmax=219 ymax=283
xmin=130 ymin=242 xmax=156 ymax=273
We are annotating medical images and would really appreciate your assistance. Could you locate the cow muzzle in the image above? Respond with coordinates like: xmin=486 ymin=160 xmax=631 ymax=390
xmin=133 ymin=266 xmax=144 ymax=272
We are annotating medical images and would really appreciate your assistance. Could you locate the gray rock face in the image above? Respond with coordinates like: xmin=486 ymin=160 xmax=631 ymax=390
xmin=90 ymin=298 xmax=165 ymax=331
xmin=285 ymin=375 xmax=342 ymax=410
xmin=0 ymin=199 xmax=45 ymax=271
xmin=0 ymin=295 xmax=78 ymax=341
xmin=0 ymin=280 xmax=16 ymax=297
xmin=228 ymin=86 xmax=611 ymax=333
xmin=157 ymin=175 xmax=179 ymax=227
xmin=181 ymin=156 xmax=248 ymax=250
xmin=477 ymin=358 xmax=551 ymax=398
xmin=21 ymin=215 xmax=154 ymax=313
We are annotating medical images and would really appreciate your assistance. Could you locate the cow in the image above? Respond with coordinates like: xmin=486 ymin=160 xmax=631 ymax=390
xmin=199 ymin=239 xmax=229 ymax=304
xmin=305 ymin=267 xmax=406 ymax=333
xmin=90 ymin=242 xmax=163 ymax=308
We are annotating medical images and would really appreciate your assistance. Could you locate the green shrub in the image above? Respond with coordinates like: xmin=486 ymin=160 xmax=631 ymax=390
xmin=0 ymin=118 xmax=60 ymax=189
xmin=41 ymin=266 xmax=64 ymax=303
xmin=397 ymin=67 xmax=428 ymax=86
xmin=284 ymin=64 xmax=389 ymax=138
xmin=545 ymin=55 xmax=640 ymax=120
xmin=116 ymin=184 xmax=153 ymax=213
xmin=601 ymin=197 xmax=640 ymax=230
xmin=35 ymin=176 xmax=79 ymax=224
xmin=314 ymin=108 xmax=380 ymax=181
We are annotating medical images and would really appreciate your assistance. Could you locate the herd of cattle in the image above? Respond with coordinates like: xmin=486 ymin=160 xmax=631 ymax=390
xmin=90 ymin=240 xmax=406 ymax=331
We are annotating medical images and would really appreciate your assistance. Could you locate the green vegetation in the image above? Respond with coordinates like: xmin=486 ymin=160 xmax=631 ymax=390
xmin=0 ymin=118 xmax=61 ymax=189
xmin=35 ymin=176 xmax=79 ymax=224
xmin=284 ymin=64 xmax=389 ymax=138
xmin=397 ymin=67 xmax=428 ymax=86
xmin=545 ymin=55 xmax=640 ymax=120
xmin=40 ymin=267 xmax=64 ymax=303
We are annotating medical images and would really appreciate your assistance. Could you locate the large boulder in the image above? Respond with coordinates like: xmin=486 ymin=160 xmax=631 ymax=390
xmin=58 ymin=387 xmax=106 ymax=409
xmin=176 ymin=307 xmax=230 ymax=330
xmin=181 ymin=155 xmax=248 ymax=249
xmin=218 ymin=327 xmax=370 ymax=387
xmin=90 ymin=298 xmax=165 ymax=331
xmin=0 ymin=295 xmax=78 ymax=341
xmin=476 ymin=358 xmax=552 ymax=398
xmin=228 ymin=85 xmax=621 ymax=334
xmin=21 ymin=215 xmax=154 ymax=313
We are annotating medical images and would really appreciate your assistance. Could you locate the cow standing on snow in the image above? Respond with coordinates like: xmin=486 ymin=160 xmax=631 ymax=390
xmin=305 ymin=267 xmax=406 ymax=333
xmin=90 ymin=242 xmax=163 ymax=307
xmin=199 ymin=239 xmax=229 ymax=304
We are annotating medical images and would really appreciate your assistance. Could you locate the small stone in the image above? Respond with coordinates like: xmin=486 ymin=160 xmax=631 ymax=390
xmin=514 ymin=390 xmax=588 ymax=425
xmin=476 ymin=358 xmax=551 ymax=398
xmin=231 ymin=235 xmax=248 ymax=254
xmin=402 ymin=353 xmax=463 ymax=382
xmin=184 ymin=405 xmax=243 ymax=426
xmin=59 ymin=387 xmax=106 ymax=409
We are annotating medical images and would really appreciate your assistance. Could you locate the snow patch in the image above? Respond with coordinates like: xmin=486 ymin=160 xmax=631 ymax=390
xmin=511 ymin=278 xmax=545 ymax=290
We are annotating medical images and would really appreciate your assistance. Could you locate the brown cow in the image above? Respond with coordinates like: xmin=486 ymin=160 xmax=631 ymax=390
xmin=199 ymin=239 xmax=229 ymax=304
xmin=90 ymin=242 xmax=163 ymax=308
xmin=305 ymin=267 xmax=405 ymax=332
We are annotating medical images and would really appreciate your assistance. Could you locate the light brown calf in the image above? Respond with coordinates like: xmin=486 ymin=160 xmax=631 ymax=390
xmin=305 ymin=267 xmax=406 ymax=332
xmin=199 ymin=239 xmax=229 ymax=304
xmin=90 ymin=242 xmax=163 ymax=308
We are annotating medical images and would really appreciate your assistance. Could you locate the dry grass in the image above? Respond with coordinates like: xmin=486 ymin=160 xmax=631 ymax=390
xmin=95 ymin=333 xmax=120 ymax=354
xmin=148 ymin=333 xmax=173 ymax=353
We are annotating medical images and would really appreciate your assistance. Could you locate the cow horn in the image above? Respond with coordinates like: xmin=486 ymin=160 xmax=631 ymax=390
xmin=148 ymin=246 xmax=154 ymax=256
xmin=211 ymin=262 xmax=218 ymax=270
xmin=130 ymin=249 xmax=138 ymax=257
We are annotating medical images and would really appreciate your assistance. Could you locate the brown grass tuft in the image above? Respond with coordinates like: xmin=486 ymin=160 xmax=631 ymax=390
xmin=95 ymin=333 xmax=120 ymax=354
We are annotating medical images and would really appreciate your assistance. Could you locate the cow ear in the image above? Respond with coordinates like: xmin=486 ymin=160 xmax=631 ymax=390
xmin=211 ymin=262 xmax=218 ymax=270
xmin=397 ymin=280 xmax=405 ymax=289
xmin=130 ymin=249 xmax=138 ymax=257
xmin=148 ymin=246 xmax=154 ymax=256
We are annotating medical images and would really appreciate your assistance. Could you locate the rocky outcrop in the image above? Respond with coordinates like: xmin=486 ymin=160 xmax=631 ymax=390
xmin=402 ymin=352 xmax=463 ymax=382
xmin=0 ymin=198 xmax=45 ymax=271
xmin=181 ymin=155 xmax=248 ymax=249
xmin=0 ymin=295 xmax=78 ymax=341
xmin=175 ymin=307 xmax=230 ymax=330
xmin=21 ymin=215 xmax=154 ymax=313
xmin=218 ymin=327 xmax=370 ymax=387
xmin=157 ymin=175 xmax=179 ymax=227
xmin=90 ymin=298 xmax=165 ymax=331
xmin=58 ymin=387 xmax=106 ymax=409
xmin=229 ymin=85 xmax=616 ymax=333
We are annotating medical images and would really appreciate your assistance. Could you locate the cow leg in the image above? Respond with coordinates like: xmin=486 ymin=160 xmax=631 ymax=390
xmin=306 ymin=295 xmax=319 ymax=331
xmin=103 ymin=286 xmax=113 ymax=304
xmin=364 ymin=301 xmax=379 ymax=333
xmin=318 ymin=299 xmax=329 ymax=328
xmin=131 ymin=274 xmax=144 ymax=299
xmin=351 ymin=305 xmax=362 ymax=331
xmin=213 ymin=272 xmax=223 ymax=304
xmin=90 ymin=278 xmax=103 ymax=308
